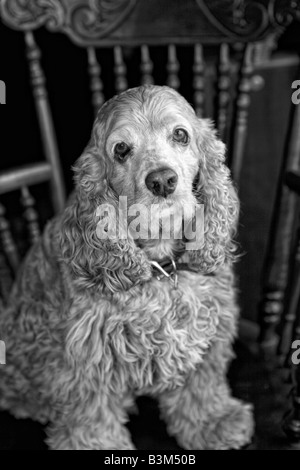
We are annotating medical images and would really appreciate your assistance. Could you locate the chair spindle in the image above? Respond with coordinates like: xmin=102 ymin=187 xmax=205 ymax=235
xmin=87 ymin=47 xmax=105 ymax=116
xmin=25 ymin=31 xmax=65 ymax=213
xmin=217 ymin=43 xmax=231 ymax=141
xmin=140 ymin=45 xmax=154 ymax=86
xmin=114 ymin=46 xmax=128 ymax=93
xmin=167 ymin=45 xmax=180 ymax=90
xmin=21 ymin=186 xmax=40 ymax=245
xmin=231 ymin=43 xmax=254 ymax=181
xmin=0 ymin=203 xmax=19 ymax=273
xmin=0 ymin=253 xmax=12 ymax=303
xmin=193 ymin=44 xmax=205 ymax=118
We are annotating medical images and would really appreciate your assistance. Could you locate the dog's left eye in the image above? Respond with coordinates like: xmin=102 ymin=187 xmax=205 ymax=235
xmin=173 ymin=128 xmax=189 ymax=145
xmin=114 ymin=142 xmax=131 ymax=162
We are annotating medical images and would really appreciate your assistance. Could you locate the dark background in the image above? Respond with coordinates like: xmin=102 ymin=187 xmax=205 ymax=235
xmin=0 ymin=21 xmax=300 ymax=324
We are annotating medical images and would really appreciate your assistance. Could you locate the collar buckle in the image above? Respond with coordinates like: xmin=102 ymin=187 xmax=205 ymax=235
xmin=150 ymin=259 xmax=178 ymax=288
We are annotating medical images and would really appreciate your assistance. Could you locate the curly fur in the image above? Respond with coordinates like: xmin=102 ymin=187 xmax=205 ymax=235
xmin=0 ymin=85 xmax=253 ymax=450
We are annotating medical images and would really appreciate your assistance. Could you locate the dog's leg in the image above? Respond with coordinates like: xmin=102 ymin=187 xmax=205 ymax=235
xmin=158 ymin=340 xmax=254 ymax=450
xmin=46 ymin=395 xmax=136 ymax=450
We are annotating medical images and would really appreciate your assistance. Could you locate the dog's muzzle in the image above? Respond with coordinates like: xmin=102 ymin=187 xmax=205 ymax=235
xmin=145 ymin=167 xmax=178 ymax=197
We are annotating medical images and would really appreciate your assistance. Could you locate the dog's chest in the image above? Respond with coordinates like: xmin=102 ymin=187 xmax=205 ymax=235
xmin=104 ymin=273 xmax=223 ymax=392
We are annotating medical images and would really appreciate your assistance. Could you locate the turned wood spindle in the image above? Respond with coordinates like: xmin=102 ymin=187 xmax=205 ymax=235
xmin=167 ymin=45 xmax=180 ymax=90
xmin=114 ymin=46 xmax=128 ymax=94
xmin=87 ymin=47 xmax=105 ymax=116
xmin=140 ymin=45 xmax=154 ymax=86
xmin=24 ymin=30 xmax=65 ymax=213
xmin=0 ymin=253 xmax=13 ymax=303
xmin=0 ymin=203 xmax=19 ymax=273
xmin=231 ymin=43 xmax=254 ymax=182
xmin=217 ymin=43 xmax=231 ymax=141
xmin=21 ymin=186 xmax=40 ymax=245
xmin=193 ymin=44 xmax=205 ymax=118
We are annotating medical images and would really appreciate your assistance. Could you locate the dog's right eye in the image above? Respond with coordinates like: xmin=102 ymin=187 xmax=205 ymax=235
xmin=114 ymin=142 xmax=131 ymax=162
xmin=173 ymin=128 xmax=189 ymax=145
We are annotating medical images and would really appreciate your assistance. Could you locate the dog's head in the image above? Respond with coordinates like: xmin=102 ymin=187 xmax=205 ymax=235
xmin=60 ymin=85 xmax=239 ymax=293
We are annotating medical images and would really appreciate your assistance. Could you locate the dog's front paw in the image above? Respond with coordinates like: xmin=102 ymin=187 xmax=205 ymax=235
xmin=204 ymin=399 xmax=254 ymax=450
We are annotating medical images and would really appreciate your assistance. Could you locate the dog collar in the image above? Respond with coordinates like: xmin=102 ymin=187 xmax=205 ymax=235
xmin=150 ymin=258 xmax=178 ymax=287
xmin=150 ymin=258 xmax=201 ymax=288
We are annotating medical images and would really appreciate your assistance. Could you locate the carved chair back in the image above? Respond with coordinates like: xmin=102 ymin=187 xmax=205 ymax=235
xmin=0 ymin=0 xmax=298 ymax=306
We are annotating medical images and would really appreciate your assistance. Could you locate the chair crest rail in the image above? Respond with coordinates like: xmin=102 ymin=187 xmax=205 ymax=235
xmin=0 ymin=0 xmax=299 ymax=46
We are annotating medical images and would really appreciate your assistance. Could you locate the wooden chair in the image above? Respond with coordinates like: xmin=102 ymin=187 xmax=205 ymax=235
xmin=0 ymin=28 xmax=66 ymax=302
xmin=278 ymin=170 xmax=300 ymax=444
xmin=259 ymin=83 xmax=300 ymax=356
xmin=0 ymin=0 xmax=299 ymax=314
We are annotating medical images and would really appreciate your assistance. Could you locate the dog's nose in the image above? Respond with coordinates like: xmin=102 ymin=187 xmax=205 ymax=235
xmin=145 ymin=168 xmax=178 ymax=197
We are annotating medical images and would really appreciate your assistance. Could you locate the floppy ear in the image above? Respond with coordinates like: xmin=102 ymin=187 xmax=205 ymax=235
xmin=188 ymin=119 xmax=239 ymax=273
xmin=59 ymin=115 xmax=152 ymax=294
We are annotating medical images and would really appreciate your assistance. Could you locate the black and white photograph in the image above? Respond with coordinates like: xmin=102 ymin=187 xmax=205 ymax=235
xmin=0 ymin=0 xmax=300 ymax=453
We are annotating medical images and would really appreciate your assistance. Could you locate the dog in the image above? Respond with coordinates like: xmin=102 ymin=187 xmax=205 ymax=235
xmin=0 ymin=85 xmax=254 ymax=449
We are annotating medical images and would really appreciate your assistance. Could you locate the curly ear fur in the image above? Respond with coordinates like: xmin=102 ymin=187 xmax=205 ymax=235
xmin=59 ymin=112 xmax=152 ymax=294
xmin=188 ymin=119 xmax=239 ymax=273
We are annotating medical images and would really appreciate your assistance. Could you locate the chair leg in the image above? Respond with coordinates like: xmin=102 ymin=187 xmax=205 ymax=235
xmin=278 ymin=234 xmax=300 ymax=363
xmin=259 ymin=289 xmax=283 ymax=358
xmin=282 ymin=284 xmax=300 ymax=445
xmin=283 ymin=362 xmax=300 ymax=445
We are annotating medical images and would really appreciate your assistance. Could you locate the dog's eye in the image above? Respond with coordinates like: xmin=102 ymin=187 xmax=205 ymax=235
xmin=114 ymin=142 xmax=131 ymax=161
xmin=173 ymin=128 xmax=189 ymax=145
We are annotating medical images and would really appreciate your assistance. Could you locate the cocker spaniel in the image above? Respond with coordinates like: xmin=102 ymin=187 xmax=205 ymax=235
xmin=0 ymin=85 xmax=254 ymax=450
